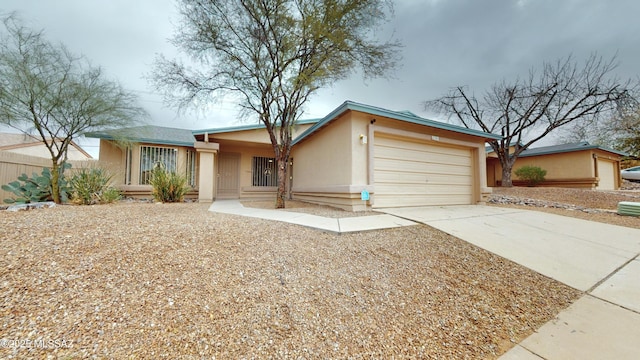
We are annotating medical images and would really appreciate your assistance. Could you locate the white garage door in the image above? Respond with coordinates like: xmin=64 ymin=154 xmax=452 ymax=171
xmin=373 ymin=134 xmax=474 ymax=208
xmin=596 ymin=159 xmax=615 ymax=190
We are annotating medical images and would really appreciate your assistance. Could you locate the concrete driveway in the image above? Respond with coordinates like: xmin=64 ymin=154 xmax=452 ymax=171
xmin=377 ymin=205 xmax=640 ymax=359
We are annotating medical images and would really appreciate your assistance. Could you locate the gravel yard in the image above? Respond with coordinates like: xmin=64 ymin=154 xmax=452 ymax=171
xmin=0 ymin=202 xmax=580 ymax=359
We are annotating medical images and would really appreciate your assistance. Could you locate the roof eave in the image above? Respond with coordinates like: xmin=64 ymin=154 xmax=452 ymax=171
xmin=86 ymin=133 xmax=194 ymax=147
xmin=293 ymin=101 xmax=501 ymax=145
xmin=520 ymin=145 xmax=628 ymax=158
xmin=193 ymin=118 xmax=321 ymax=136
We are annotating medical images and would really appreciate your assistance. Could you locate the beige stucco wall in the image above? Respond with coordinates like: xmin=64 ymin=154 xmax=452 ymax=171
xmin=291 ymin=112 xmax=354 ymax=189
xmin=349 ymin=112 xmax=375 ymax=186
xmin=517 ymin=152 xmax=594 ymax=179
xmin=208 ymin=129 xmax=272 ymax=144
xmin=201 ymin=123 xmax=315 ymax=144
xmin=98 ymin=140 xmax=125 ymax=184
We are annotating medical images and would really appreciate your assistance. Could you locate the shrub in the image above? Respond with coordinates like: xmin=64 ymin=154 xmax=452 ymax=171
xmin=2 ymin=164 xmax=71 ymax=204
xmin=515 ymin=165 xmax=547 ymax=186
xmin=149 ymin=166 xmax=189 ymax=203
xmin=101 ymin=187 xmax=122 ymax=204
xmin=68 ymin=166 xmax=120 ymax=205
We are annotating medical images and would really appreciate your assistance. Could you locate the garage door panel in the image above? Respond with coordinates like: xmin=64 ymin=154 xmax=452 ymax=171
xmin=375 ymin=158 xmax=472 ymax=176
xmin=375 ymin=184 xmax=472 ymax=195
xmin=373 ymin=134 xmax=475 ymax=208
xmin=375 ymin=146 xmax=471 ymax=166
xmin=375 ymin=171 xmax=472 ymax=185
xmin=377 ymin=136 xmax=470 ymax=157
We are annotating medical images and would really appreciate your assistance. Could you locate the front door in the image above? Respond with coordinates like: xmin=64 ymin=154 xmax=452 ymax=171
xmin=217 ymin=153 xmax=240 ymax=198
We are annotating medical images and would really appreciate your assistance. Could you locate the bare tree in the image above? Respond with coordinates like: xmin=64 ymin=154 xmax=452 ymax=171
xmin=614 ymin=109 xmax=640 ymax=158
xmin=425 ymin=54 xmax=634 ymax=186
xmin=0 ymin=15 xmax=146 ymax=203
xmin=561 ymin=100 xmax=640 ymax=158
xmin=152 ymin=0 xmax=400 ymax=208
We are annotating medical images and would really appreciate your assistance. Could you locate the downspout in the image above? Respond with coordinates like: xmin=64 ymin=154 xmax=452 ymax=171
xmin=592 ymin=153 xmax=599 ymax=189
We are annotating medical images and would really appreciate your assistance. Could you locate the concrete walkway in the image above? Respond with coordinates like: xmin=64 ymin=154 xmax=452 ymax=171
xmin=209 ymin=200 xmax=417 ymax=233
xmin=378 ymin=205 xmax=640 ymax=360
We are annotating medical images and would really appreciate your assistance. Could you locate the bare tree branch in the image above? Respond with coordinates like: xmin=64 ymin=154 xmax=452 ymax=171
xmin=151 ymin=0 xmax=401 ymax=207
xmin=424 ymin=53 xmax=636 ymax=186
xmin=0 ymin=15 xmax=146 ymax=202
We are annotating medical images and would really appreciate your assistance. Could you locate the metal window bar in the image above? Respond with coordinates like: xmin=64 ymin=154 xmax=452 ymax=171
xmin=139 ymin=146 xmax=177 ymax=185
xmin=124 ymin=146 xmax=132 ymax=185
xmin=186 ymin=149 xmax=197 ymax=187
xmin=252 ymin=156 xmax=277 ymax=187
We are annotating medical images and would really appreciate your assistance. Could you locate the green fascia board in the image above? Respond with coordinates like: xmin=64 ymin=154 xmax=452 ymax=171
xmin=519 ymin=142 xmax=628 ymax=158
xmin=85 ymin=125 xmax=195 ymax=147
xmin=292 ymin=101 xmax=501 ymax=145
xmin=193 ymin=118 xmax=321 ymax=136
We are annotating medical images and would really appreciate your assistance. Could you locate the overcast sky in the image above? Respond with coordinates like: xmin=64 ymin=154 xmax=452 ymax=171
xmin=2 ymin=0 xmax=640 ymax=155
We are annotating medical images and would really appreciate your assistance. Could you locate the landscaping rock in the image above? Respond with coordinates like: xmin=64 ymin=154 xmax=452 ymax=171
xmin=490 ymin=187 xmax=639 ymax=229
xmin=0 ymin=202 xmax=580 ymax=359
xmin=489 ymin=195 xmax=602 ymax=213
xmin=5 ymin=201 xmax=56 ymax=212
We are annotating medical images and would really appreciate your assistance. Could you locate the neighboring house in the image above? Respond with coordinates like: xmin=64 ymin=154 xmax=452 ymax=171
xmin=0 ymin=132 xmax=94 ymax=201
xmin=486 ymin=142 xmax=627 ymax=190
xmin=0 ymin=132 xmax=93 ymax=160
xmin=88 ymin=101 xmax=501 ymax=210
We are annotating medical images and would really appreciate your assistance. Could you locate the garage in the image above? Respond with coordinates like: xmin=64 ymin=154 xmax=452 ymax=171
xmin=596 ymin=159 xmax=616 ymax=190
xmin=373 ymin=133 xmax=474 ymax=208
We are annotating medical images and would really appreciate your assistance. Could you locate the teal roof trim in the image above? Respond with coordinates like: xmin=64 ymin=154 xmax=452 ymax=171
xmin=292 ymin=101 xmax=501 ymax=145
xmin=193 ymin=118 xmax=321 ymax=135
xmin=85 ymin=125 xmax=195 ymax=147
xmin=519 ymin=142 xmax=628 ymax=157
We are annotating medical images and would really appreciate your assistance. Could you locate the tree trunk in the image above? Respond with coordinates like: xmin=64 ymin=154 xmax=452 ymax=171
xmin=50 ymin=161 xmax=61 ymax=204
xmin=501 ymin=159 xmax=515 ymax=187
xmin=275 ymin=155 xmax=287 ymax=209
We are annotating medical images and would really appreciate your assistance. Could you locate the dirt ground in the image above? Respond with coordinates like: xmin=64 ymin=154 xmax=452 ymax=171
xmin=0 ymin=201 xmax=581 ymax=359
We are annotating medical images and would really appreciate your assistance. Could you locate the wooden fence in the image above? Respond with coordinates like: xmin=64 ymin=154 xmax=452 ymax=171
xmin=0 ymin=151 xmax=95 ymax=202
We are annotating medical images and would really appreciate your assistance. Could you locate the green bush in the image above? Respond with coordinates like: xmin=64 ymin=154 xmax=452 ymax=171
xmin=101 ymin=187 xmax=122 ymax=204
xmin=68 ymin=166 xmax=120 ymax=205
xmin=149 ymin=166 xmax=189 ymax=203
xmin=514 ymin=165 xmax=547 ymax=186
xmin=2 ymin=164 xmax=71 ymax=204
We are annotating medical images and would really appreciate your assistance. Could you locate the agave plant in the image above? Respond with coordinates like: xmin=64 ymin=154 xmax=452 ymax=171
xmin=149 ymin=166 xmax=189 ymax=203
xmin=68 ymin=166 xmax=118 ymax=205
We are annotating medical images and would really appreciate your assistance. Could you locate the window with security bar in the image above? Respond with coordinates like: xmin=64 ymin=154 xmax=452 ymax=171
xmin=124 ymin=146 xmax=132 ymax=185
xmin=139 ymin=146 xmax=177 ymax=185
xmin=252 ymin=156 xmax=277 ymax=187
xmin=186 ymin=149 xmax=197 ymax=187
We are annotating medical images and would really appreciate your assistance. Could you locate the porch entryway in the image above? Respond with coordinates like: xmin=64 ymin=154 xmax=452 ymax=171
xmin=217 ymin=152 xmax=240 ymax=199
